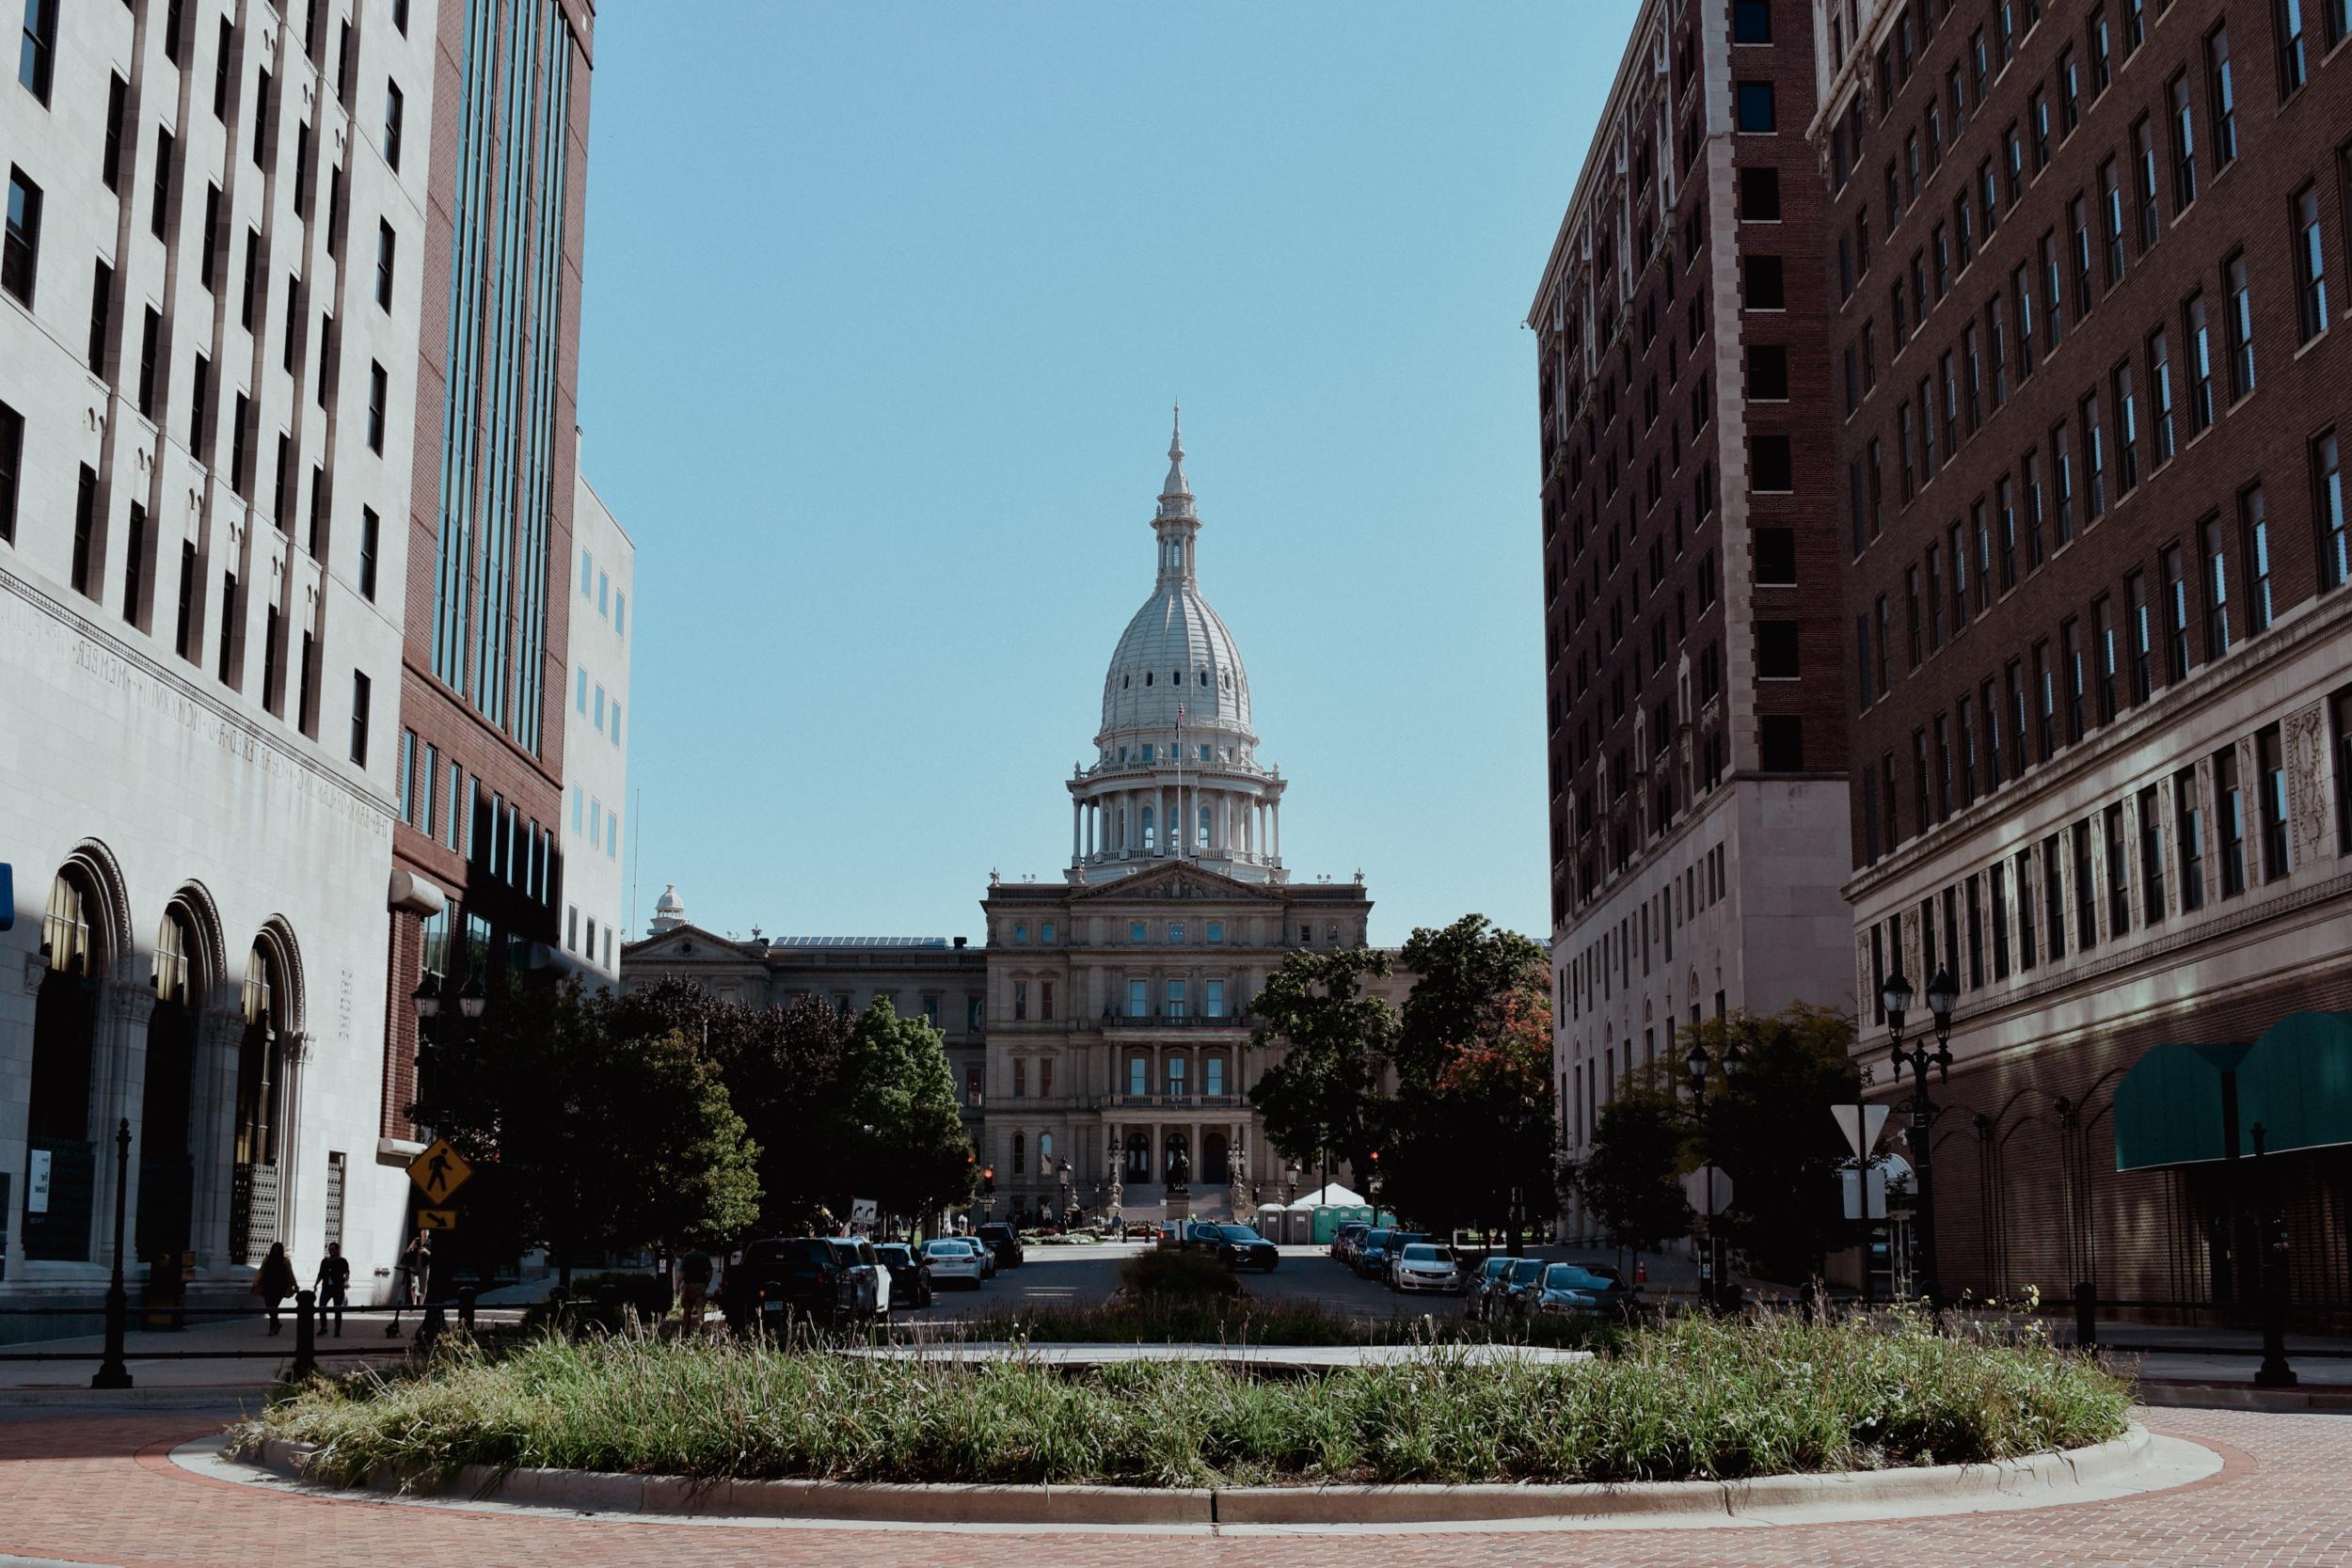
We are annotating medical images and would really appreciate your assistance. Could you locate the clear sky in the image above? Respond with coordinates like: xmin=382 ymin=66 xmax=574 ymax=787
xmin=573 ymin=2 xmax=1638 ymax=949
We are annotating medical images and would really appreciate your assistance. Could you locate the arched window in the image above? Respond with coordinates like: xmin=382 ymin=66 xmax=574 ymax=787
xmin=1199 ymin=806 xmax=1212 ymax=848
xmin=1141 ymin=805 xmax=1156 ymax=850
xmin=26 ymin=865 xmax=109 ymax=1260
xmin=234 ymin=939 xmax=287 ymax=1176
xmin=1199 ymin=670 xmax=1208 ymax=685
xmin=141 ymin=903 xmax=203 ymax=1257
xmin=1039 ymin=1132 xmax=1054 ymax=1165
xmin=1144 ymin=672 xmax=1153 ymax=686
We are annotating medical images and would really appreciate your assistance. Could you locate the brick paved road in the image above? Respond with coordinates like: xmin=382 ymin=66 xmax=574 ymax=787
xmin=0 ymin=1406 xmax=2344 ymax=1567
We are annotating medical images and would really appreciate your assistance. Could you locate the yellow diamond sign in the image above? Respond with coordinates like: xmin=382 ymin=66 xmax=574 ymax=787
xmin=407 ymin=1138 xmax=473 ymax=1203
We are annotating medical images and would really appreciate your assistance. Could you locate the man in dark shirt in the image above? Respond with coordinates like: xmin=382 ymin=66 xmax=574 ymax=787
xmin=313 ymin=1242 xmax=352 ymax=1336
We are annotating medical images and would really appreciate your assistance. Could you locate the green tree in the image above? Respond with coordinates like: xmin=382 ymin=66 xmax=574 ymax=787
xmin=411 ymin=980 xmax=761 ymax=1286
xmin=1566 ymin=1073 xmax=1692 ymax=1263
xmin=1692 ymin=1004 xmax=1864 ymax=1285
xmin=1382 ymin=916 xmax=1556 ymax=1243
xmin=829 ymin=997 xmax=977 ymax=1225
xmin=1247 ymin=947 xmax=1398 ymax=1193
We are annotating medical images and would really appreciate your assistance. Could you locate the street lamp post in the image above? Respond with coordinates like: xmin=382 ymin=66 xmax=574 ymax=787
xmin=1883 ymin=968 xmax=1958 ymax=1307
xmin=2249 ymin=1122 xmax=2298 ymax=1388
xmin=90 ymin=1118 xmax=134 ymax=1389
xmin=1057 ymin=1157 xmax=1072 ymax=1228
xmin=1684 ymin=1033 xmax=1744 ymax=1312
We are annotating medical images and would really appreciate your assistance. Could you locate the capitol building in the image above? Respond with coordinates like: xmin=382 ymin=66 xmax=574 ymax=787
xmin=628 ymin=416 xmax=1393 ymax=1221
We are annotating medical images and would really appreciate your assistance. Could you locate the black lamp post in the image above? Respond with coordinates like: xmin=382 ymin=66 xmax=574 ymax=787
xmin=1883 ymin=968 xmax=1957 ymax=1306
xmin=2249 ymin=1122 xmax=2298 ymax=1387
xmin=90 ymin=1118 xmax=134 ymax=1388
xmin=1684 ymin=1032 xmax=1743 ymax=1311
xmin=1057 ymin=1157 xmax=1072 ymax=1227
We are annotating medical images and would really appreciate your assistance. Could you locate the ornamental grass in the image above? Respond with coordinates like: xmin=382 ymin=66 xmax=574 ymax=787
xmin=240 ymin=1308 xmax=2130 ymax=1490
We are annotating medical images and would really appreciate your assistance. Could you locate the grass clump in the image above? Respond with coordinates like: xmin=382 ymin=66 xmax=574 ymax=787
xmin=237 ymin=1309 xmax=2129 ymax=1489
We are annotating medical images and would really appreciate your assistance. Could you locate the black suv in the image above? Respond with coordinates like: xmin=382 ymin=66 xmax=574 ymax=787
xmin=976 ymin=1222 xmax=1025 ymax=1269
xmin=873 ymin=1242 xmax=932 ymax=1309
xmin=1196 ymin=1222 xmax=1278 ymax=1272
xmin=721 ymin=1237 xmax=882 ymax=1328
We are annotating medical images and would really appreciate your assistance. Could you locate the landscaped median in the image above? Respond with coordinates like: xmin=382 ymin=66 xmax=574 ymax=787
xmin=230 ymin=1311 xmax=2133 ymax=1509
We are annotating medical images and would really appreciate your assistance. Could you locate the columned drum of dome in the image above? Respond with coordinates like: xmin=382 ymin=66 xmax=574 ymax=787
xmin=1071 ymin=413 xmax=1288 ymax=884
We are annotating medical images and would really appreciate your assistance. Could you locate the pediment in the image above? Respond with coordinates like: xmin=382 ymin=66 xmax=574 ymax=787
xmin=618 ymin=922 xmax=747 ymax=963
xmin=1071 ymin=863 xmax=1278 ymax=905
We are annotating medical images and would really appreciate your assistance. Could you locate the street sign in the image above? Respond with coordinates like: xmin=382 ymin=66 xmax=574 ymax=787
xmin=26 ymin=1148 xmax=50 ymax=1214
xmin=849 ymin=1197 xmax=878 ymax=1228
xmin=407 ymin=1138 xmax=473 ymax=1202
xmin=1832 ymin=1103 xmax=1891 ymax=1160
xmin=416 ymin=1209 xmax=459 ymax=1231
xmin=1681 ymin=1165 xmax=1734 ymax=1215
xmin=1841 ymin=1164 xmax=1889 ymax=1220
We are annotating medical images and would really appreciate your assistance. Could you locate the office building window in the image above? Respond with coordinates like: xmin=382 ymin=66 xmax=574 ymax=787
xmin=2162 ymin=545 xmax=2192 ymax=683
xmin=2140 ymin=784 xmax=2168 ymax=923
xmin=70 ymin=465 xmax=96 ymax=596
xmin=383 ymin=80 xmax=404 ymax=169
xmin=366 ymin=361 xmax=387 ymax=452
xmin=350 ymin=671 xmax=371 ymax=765
xmin=2217 ymin=746 xmax=2247 ymax=897
xmin=18 ymin=0 xmax=55 ymax=102
xmin=2295 ymin=184 xmax=2330 ymax=344
xmin=2241 ymin=486 xmax=2273 ymax=632
xmin=2178 ymin=768 xmax=2207 ymax=910
xmin=2201 ymin=515 xmax=2233 ymax=659
xmin=2319 ymin=433 xmax=2347 ymax=591
xmin=2224 ymin=252 xmax=2256 ymax=401
xmin=3 ymin=166 xmax=40 ymax=305
xmin=376 ymin=220 xmax=395 ymax=309
xmin=2258 ymin=723 xmax=2290 ymax=881
xmin=358 ymin=507 xmax=379 ymax=600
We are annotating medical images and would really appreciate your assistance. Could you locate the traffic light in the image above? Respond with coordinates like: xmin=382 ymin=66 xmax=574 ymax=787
xmin=982 ymin=1164 xmax=995 ymax=1196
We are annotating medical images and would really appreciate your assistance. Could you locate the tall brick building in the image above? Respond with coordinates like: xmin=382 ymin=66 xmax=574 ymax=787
xmin=379 ymin=0 xmax=595 ymax=1164
xmin=1534 ymin=0 xmax=1856 ymax=1233
xmin=1814 ymin=0 xmax=2352 ymax=1308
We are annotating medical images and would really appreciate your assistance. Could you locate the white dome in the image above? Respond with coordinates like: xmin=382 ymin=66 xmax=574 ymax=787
xmin=1094 ymin=411 xmax=1256 ymax=749
xmin=648 ymin=883 xmax=686 ymax=935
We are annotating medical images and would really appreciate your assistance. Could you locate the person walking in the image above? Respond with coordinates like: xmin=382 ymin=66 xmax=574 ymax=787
xmin=400 ymin=1227 xmax=434 ymax=1308
xmin=253 ymin=1242 xmax=297 ymax=1335
xmin=313 ymin=1242 xmax=351 ymax=1337
xmin=677 ymin=1247 xmax=714 ymax=1333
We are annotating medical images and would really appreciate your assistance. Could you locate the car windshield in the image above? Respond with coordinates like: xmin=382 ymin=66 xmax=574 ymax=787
xmin=1482 ymin=1258 xmax=1511 ymax=1279
xmin=1507 ymin=1259 xmax=1546 ymax=1284
xmin=1401 ymin=1244 xmax=1452 ymax=1262
xmin=1364 ymin=1230 xmax=1393 ymax=1248
xmin=1543 ymin=1264 xmax=1608 ymax=1291
xmin=1217 ymin=1226 xmax=1263 ymax=1243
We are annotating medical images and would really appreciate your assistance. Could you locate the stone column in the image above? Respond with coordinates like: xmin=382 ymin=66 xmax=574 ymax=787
xmin=188 ymin=1009 xmax=244 ymax=1272
xmin=1072 ymin=799 xmax=1082 ymax=863
xmin=1272 ymin=799 xmax=1281 ymax=863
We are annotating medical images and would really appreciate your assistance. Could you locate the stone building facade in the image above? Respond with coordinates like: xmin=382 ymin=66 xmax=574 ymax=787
xmin=1814 ymin=0 xmax=2352 ymax=1307
xmin=559 ymin=467 xmax=631 ymax=981
xmin=975 ymin=418 xmax=1403 ymax=1222
xmin=1533 ymin=0 xmax=1856 ymax=1235
xmin=3 ymin=0 xmax=437 ymax=1311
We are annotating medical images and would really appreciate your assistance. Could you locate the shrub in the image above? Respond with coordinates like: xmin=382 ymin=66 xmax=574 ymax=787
xmin=238 ymin=1308 xmax=2131 ymax=1489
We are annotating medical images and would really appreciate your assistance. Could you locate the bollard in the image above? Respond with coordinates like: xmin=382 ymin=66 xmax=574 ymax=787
xmin=292 ymin=1290 xmax=318 ymax=1380
xmin=457 ymin=1284 xmax=476 ymax=1333
xmin=2072 ymin=1280 xmax=2096 ymax=1351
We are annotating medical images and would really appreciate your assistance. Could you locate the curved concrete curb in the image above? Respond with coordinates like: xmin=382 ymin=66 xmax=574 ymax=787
xmin=232 ymin=1423 xmax=2167 ymax=1528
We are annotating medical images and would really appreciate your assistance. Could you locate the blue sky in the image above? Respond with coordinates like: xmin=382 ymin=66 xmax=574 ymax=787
xmin=573 ymin=2 xmax=1636 ymax=947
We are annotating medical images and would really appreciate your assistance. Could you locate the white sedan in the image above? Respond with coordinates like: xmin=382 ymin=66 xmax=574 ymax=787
xmin=1392 ymin=1243 xmax=1464 ymax=1293
xmin=922 ymin=1238 xmax=987 ymax=1289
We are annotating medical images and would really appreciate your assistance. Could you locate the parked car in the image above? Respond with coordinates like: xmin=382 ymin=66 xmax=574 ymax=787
xmin=920 ymin=1237 xmax=986 ymax=1289
xmin=1524 ymin=1262 xmax=1632 ymax=1319
xmin=1391 ymin=1242 xmax=1462 ymax=1294
xmin=1205 ymin=1223 xmax=1279 ymax=1272
xmin=722 ymin=1237 xmax=885 ymax=1328
xmin=1377 ymin=1231 xmax=1432 ymax=1289
xmin=977 ymin=1222 xmax=1025 ymax=1270
xmin=1464 ymin=1255 xmax=1516 ymax=1320
xmin=1492 ymin=1257 xmax=1549 ymax=1318
xmin=1330 ymin=1222 xmax=1370 ymax=1263
xmin=1354 ymin=1227 xmax=1397 ymax=1278
xmin=874 ymin=1242 xmax=933 ymax=1309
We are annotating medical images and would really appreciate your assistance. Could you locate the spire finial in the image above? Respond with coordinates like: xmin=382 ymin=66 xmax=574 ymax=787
xmin=1170 ymin=401 xmax=1184 ymax=461
xmin=1158 ymin=403 xmax=1195 ymax=513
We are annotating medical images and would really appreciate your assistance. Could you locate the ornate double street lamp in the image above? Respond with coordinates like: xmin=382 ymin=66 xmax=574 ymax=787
xmin=1683 ymin=1031 xmax=1743 ymax=1311
xmin=1056 ymin=1156 xmax=1073 ymax=1227
xmin=1882 ymin=967 xmax=1958 ymax=1306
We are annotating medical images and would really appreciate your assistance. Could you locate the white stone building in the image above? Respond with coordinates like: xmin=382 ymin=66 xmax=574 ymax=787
xmin=3 ymin=0 xmax=434 ymax=1310
xmin=976 ymin=417 xmax=1404 ymax=1222
xmin=560 ymin=467 xmax=632 ymax=981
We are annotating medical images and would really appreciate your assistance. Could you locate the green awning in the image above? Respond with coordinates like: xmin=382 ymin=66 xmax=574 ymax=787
xmin=2237 ymin=1011 xmax=2352 ymax=1158
xmin=2113 ymin=1042 xmax=2250 ymax=1172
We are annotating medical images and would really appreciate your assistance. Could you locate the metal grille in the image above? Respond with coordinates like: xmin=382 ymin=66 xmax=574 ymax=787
xmin=323 ymin=1152 xmax=345 ymax=1249
xmin=230 ymin=1162 xmax=281 ymax=1265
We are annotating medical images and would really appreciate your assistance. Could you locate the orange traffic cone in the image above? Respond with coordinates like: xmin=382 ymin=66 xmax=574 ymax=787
xmin=1635 ymin=1259 xmax=1648 ymax=1285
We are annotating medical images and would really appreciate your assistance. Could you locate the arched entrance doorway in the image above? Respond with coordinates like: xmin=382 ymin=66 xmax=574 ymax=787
xmin=1163 ymin=1131 xmax=1190 ymax=1186
xmin=24 ymin=867 xmax=107 ymax=1261
xmin=1124 ymin=1131 xmax=1151 ymax=1181
xmin=136 ymin=901 xmax=206 ymax=1263
xmin=1201 ymin=1131 xmax=1230 ymax=1185
xmin=229 ymin=931 xmax=294 ymax=1264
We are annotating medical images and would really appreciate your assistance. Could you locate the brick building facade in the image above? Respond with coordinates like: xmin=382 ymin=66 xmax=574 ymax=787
xmin=1814 ymin=0 xmax=2352 ymax=1308
xmin=379 ymin=0 xmax=596 ymax=1161
xmin=1534 ymin=0 xmax=1856 ymax=1231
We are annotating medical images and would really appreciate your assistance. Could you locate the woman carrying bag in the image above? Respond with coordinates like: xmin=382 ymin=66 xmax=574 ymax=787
xmin=252 ymin=1242 xmax=298 ymax=1335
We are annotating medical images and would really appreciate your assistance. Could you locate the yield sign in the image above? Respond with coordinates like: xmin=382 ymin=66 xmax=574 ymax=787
xmin=1832 ymin=1103 xmax=1891 ymax=1161
xmin=408 ymin=1138 xmax=473 ymax=1202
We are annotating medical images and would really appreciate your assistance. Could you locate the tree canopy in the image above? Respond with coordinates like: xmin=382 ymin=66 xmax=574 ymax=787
xmin=1247 ymin=946 xmax=1398 ymax=1189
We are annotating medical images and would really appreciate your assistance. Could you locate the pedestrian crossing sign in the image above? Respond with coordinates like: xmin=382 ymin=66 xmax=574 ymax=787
xmin=407 ymin=1138 xmax=473 ymax=1202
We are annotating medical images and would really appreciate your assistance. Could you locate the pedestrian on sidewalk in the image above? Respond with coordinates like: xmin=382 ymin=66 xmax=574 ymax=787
xmin=400 ymin=1228 xmax=434 ymax=1307
xmin=253 ymin=1242 xmax=297 ymax=1335
xmin=676 ymin=1247 xmax=714 ymax=1333
xmin=313 ymin=1243 xmax=351 ymax=1337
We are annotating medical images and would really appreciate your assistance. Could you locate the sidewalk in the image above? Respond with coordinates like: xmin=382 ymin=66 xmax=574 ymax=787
xmin=0 ymin=1303 xmax=523 ymax=1396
